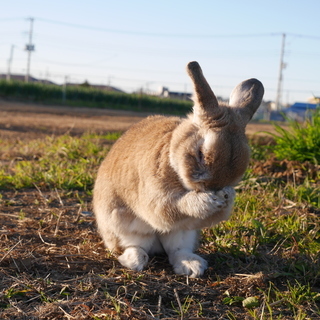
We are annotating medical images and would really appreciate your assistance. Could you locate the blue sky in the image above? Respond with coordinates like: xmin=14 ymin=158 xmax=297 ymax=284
xmin=1 ymin=0 xmax=320 ymax=104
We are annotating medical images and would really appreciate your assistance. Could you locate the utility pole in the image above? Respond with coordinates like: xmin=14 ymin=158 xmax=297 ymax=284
xmin=275 ymin=33 xmax=286 ymax=111
xmin=6 ymin=45 xmax=15 ymax=81
xmin=25 ymin=17 xmax=35 ymax=83
xmin=62 ymin=75 xmax=69 ymax=103
xmin=108 ymin=76 xmax=114 ymax=87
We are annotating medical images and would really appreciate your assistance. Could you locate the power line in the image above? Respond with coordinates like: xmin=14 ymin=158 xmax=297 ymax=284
xmin=3 ymin=17 xmax=320 ymax=40
xmin=35 ymin=17 xmax=280 ymax=38
xmin=286 ymin=33 xmax=320 ymax=41
xmin=32 ymin=18 xmax=320 ymax=40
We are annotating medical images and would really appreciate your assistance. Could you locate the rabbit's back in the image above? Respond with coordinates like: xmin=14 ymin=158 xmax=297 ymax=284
xmin=93 ymin=115 xmax=185 ymax=241
xmin=96 ymin=115 xmax=182 ymax=193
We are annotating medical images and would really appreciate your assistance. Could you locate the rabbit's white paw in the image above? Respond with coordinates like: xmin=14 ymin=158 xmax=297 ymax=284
xmin=118 ymin=247 xmax=149 ymax=271
xmin=181 ymin=190 xmax=229 ymax=218
xmin=171 ymin=251 xmax=208 ymax=278
xmin=199 ymin=186 xmax=236 ymax=214
xmin=217 ymin=186 xmax=236 ymax=204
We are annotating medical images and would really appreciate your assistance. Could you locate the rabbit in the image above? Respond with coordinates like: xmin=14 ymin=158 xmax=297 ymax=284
xmin=93 ymin=61 xmax=264 ymax=278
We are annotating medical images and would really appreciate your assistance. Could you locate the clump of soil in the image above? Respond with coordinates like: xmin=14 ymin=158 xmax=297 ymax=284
xmin=251 ymin=157 xmax=319 ymax=184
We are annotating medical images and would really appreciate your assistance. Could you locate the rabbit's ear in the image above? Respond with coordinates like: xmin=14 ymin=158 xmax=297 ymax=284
xmin=229 ymin=78 xmax=264 ymax=124
xmin=187 ymin=61 xmax=223 ymax=124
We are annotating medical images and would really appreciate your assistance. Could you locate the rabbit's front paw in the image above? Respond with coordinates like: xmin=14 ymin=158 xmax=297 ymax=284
xmin=170 ymin=251 xmax=208 ymax=278
xmin=118 ymin=247 xmax=149 ymax=271
xmin=197 ymin=190 xmax=230 ymax=214
xmin=215 ymin=186 xmax=236 ymax=206
xmin=187 ymin=191 xmax=226 ymax=217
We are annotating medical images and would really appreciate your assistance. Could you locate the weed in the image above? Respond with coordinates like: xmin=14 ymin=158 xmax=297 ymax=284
xmin=250 ymin=139 xmax=273 ymax=161
xmin=18 ymin=209 xmax=26 ymax=220
xmin=104 ymin=292 xmax=122 ymax=316
xmin=259 ymin=281 xmax=320 ymax=319
xmin=223 ymin=293 xmax=244 ymax=306
xmin=4 ymin=288 xmax=29 ymax=299
xmin=284 ymin=179 xmax=320 ymax=208
xmin=269 ymin=108 xmax=320 ymax=163
xmin=171 ymin=293 xmax=193 ymax=317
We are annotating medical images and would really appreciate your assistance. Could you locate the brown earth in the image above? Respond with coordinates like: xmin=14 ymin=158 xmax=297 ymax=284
xmin=0 ymin=100 xmax=281 ymax=140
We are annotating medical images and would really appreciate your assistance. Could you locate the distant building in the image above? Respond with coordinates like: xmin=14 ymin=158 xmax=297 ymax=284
xmin=283 ymin=102 xmax=318 ymax=121
xmin=252 ymin=100 xmax=269 ymax=119
xmin=158 ymin=87 xmax=192 ymax=100
xmin=252 ymin=100 xmax=319 ymax=122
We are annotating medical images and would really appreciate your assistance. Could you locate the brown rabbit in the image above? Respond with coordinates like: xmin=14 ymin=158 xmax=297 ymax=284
xmin=93 ymin=61 xmax=264 ymax=277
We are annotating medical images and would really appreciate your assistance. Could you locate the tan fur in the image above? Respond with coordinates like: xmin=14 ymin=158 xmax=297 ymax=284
xmin=93 ymin=61 xmax=264 ymax=276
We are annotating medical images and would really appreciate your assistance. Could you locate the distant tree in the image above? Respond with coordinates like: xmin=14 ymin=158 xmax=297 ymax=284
xmin=80 ymin=80 xmax=90 ymax=87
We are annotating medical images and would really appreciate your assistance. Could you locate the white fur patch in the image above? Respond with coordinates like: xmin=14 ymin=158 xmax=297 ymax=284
xmin=118 ymin=229 xmax=156 ymax=252
xmin=203 ymin=131 xmax=217 ymax=151
xmin=127 ymin=217 xmax=155 ymax=235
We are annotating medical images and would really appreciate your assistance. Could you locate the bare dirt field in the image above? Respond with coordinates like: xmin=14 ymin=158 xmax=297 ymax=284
xmin=0 ymin=100 xmax=280 ymax=140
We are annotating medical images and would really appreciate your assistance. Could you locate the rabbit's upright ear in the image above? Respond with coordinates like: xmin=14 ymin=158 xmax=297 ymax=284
xmin=229 ymin=78 xmax=264 ymax=124
xmin=187 ymin=61 xmax=223 ymax=125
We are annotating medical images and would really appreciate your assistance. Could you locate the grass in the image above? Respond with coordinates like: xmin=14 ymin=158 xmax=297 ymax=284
xmin=269 ymin=108 xmax=320 ymax=164
xmin=0 ymin=129 xmax=319 ymax=319
xmin=0 ymin=133 xmax=109 ymax=190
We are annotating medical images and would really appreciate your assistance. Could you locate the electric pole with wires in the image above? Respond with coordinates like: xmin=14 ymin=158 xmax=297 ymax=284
xmin=6 ymin=45 xmax=15 ymax=81
xmin=25 ymin=17 xmax=35 ymax=83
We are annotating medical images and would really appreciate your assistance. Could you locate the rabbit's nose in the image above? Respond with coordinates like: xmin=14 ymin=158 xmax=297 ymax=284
xmin=217 ymin=201 xmax=224 ymax=208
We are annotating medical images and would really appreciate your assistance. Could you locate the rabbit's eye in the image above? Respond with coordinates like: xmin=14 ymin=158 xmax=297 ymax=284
xmin=224 ymin=194 xmax=229 ymax=199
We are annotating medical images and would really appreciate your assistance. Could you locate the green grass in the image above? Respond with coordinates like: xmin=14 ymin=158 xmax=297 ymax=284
xmin=269 ymin=108 xmax=320 ymax=164
xmin=0 ymin=133 xmax=109 ymax=190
